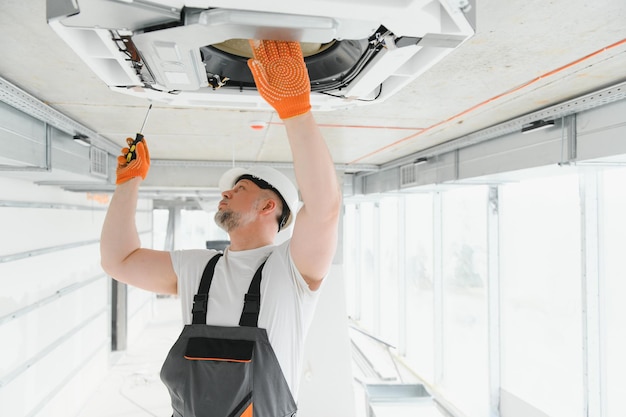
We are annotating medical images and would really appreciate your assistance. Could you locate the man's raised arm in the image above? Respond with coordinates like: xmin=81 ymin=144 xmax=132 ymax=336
xmin=247 ymin=40 xmax=342 ymax=290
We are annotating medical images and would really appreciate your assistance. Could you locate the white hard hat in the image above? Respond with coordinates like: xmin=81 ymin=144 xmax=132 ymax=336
xmin=218 ymin=166 xmax=299 ymax=230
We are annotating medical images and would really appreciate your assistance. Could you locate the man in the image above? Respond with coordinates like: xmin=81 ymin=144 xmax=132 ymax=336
xmin=100 ymin=40 xmax=341 ymax=417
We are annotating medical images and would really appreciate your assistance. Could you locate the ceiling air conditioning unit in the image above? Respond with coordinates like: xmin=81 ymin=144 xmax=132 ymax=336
xmin=47 ymin=0 xmax=474 ymax=111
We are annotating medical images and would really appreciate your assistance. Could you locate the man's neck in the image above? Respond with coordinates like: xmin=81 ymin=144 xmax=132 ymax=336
xmin=227 ymin=227 xmax=275 ymax=252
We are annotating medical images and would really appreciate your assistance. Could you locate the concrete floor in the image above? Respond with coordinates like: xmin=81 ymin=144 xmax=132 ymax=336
xmin=77 ymin=297 xmax=181 ymax=417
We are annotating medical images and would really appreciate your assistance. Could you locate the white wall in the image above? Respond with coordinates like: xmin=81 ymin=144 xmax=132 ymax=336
xmin=0 ymin=175 xmax=154 ymax=417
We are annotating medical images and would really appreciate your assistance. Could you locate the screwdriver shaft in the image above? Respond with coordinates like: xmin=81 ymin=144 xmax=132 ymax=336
xmin=139 ymin=104 xmax=153 ymax=134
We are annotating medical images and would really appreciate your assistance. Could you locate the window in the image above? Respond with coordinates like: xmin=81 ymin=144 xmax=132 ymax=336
xmin=152 ymin=208 xmax=228 ymax=251
xmin=602 ymin=167 xmax=626 ymax=417
xmin=152 ymin=209 xmax=169 ymax=250
xmin=404 ymin=193 xmax=435 ymax=380
xmin=500 ymin=174 xmax=583 ymax=417
xmin=440 ymin=186 xmax=489 ymax=416
xmin=358 ymin=201 xmax=377 ymax=332
xmin=343 ymin=161 xmax=622 ymax=417
xmin=344 ymin=204 xmax=360 ymax=319
xmin=180 ymin=209 xmax=227 ymax=249
xmin=379 ymin=197 xmax=400 ymax=346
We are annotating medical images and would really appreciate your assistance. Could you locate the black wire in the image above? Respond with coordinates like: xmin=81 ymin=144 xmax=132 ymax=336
xmin=318 ymin=83 xmax=383 ymax=102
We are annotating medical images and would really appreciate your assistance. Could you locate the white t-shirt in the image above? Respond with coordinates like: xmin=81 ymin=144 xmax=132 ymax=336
xmin=170 ymin=240 xmax=320 ymax=398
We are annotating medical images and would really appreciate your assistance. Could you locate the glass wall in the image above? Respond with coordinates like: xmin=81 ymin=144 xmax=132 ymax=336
xmin=344 ymin=165 xmax=626 ymax=417
xmin=499 ymin=174 xmax=583 ymax=417
xmin=345 ymin=185 xmax=491 ymax=416
xmin=441 ymin=186 xmax=489 ymax=416
xmin=379 ymin=197 xmax=400 ymax=346
xmin=153 ymin=208 xmax=228 ymax=251
xmin=344 ymin=204 xmax=360 ymax=320
xmin=602 ymin=167 xmax=626 ymax=417
xmin=358 ymin=202 xmax=377 ymax=333
xmin=404 ymin=193 xmax=435 ymax=381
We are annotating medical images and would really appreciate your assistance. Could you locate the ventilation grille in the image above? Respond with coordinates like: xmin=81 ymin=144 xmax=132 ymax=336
xmin=400 ymin=164 xmax=418 ymax=187
xmin=90 ymin=147 xmax=108 ymax=178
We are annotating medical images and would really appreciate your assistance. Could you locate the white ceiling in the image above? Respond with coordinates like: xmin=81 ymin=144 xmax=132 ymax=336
xmin=1 ymin=0 xmax=625 ymax=184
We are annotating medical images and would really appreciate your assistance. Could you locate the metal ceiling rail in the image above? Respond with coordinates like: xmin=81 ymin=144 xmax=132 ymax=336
xmin=0 ymin=200 xmax=109 ymax=211
xmin=378 ymin=80 xmax=626 ymax=172
xmin=0 ymin=76 xmax=121 ymax=156
xmin=0 ymin=75 xmax=378 ymax=173
xmin=0 ymin=274 xmax=105 ymax=325
xmin=150 ymin=159 xmax=379 ymax=172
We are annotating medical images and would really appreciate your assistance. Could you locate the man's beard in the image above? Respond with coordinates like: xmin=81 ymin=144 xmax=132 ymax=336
xmin=214 ymin=208 xmax=241 ymax=232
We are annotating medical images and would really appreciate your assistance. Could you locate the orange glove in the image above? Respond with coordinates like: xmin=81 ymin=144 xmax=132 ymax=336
xmin=116 ymin=137 xmax=150 ymax=185
xmin=247 ymin=40 xmax=311 ymax=119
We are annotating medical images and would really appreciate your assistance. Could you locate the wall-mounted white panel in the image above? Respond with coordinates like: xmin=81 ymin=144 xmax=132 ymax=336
xmin=0 ymin=277 xmax=107 ymax=377
xmin=0 ymin=245 xmax=103 ymax=317
xmin=0 ymin=207 xmax=106 ymax=256
xmin=0 ymin=144 xmax=156 ymax=417
xmin=0 ymin=177 xmax=103 ymax=205
xmin=0 ymin=312 xmax=107 ymax=416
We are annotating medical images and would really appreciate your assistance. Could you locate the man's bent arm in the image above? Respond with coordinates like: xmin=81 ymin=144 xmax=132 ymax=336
xmin=100 ymin=177 xmax=177 ymax=294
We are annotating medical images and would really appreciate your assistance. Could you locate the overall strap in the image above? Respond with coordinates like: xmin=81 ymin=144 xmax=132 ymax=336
xmin=238 ymin=260 xmax=267 ymax=328
xmin=191 ymin=253 xmax=223 ymax=324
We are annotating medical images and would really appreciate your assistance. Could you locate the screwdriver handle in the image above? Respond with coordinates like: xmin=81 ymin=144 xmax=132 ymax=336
xmin=126 ymin=133 xmax=144 ymax=163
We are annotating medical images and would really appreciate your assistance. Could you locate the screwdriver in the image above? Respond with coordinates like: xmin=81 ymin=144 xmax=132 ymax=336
xmin=126 ymin=104 xmax=153 ymax=163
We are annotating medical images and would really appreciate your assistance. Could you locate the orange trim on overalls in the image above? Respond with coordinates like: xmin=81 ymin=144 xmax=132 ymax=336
xmin=241 ymin=403 xmax=253 ymax=417
xmin=183 ymin=356 xmax=252 ymax=363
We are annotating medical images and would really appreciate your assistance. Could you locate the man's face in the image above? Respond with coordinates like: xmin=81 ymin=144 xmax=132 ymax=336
xmin=214 ymin=179 xmax=262 ymax=232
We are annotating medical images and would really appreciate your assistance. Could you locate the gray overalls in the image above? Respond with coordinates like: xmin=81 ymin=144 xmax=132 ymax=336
xmin=160 ymin=253 xmax=297 ymax=417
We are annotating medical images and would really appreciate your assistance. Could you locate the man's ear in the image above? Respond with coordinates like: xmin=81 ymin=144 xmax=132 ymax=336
xmin=260 ymin=198 xmax=277 ymax=215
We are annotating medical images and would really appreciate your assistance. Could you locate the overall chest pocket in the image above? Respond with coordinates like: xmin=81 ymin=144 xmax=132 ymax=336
xmin=184 ymin=337 xmax=255 ymax=417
